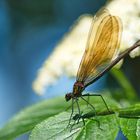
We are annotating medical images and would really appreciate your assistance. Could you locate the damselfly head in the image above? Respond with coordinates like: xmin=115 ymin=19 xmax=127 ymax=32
xmin=65 ymin=93 xmax=72 ymax=101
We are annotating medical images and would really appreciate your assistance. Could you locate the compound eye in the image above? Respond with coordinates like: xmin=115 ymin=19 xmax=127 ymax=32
xmin=65 ymin=93 xmax=71 ymax=101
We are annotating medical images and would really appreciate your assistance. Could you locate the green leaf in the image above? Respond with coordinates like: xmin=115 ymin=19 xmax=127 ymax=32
xmin=119 ymin=104 xmax=140 ymax=140
xmin=1 ymin=92 xmax=140 ymax=140
xmin=119 ymin=104 xmax=140 ymax=118
xmin=0 ymin=92 xmax=118 ymax=140
xmin=120 ymin=118 xmax=140 ymax=140
xmin=0 ymin=97 xmax=70 ymax=140
xmin=30 ymin=112 xmax=119 ymax=140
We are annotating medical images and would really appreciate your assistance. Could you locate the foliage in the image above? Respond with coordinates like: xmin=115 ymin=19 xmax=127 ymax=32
xmin=0 ymin=69 xmax=140 ymax=140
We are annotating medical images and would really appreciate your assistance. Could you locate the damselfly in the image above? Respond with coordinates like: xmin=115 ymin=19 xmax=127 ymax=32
xmin=65 ymin=9 xmax=140 ymax=126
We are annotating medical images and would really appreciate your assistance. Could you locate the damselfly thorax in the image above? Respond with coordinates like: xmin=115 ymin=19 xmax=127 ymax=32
xmin=65 ymin=81 xmax=85 ymax=101
xmin=73 ymin=82 xmax=85 ymax=95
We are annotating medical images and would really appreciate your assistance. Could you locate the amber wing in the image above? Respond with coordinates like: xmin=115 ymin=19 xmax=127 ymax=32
xmin=76 ymin=9 xmax=122 ymax=86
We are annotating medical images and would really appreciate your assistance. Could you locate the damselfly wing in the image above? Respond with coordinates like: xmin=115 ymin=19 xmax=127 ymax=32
xmin=65 ymin=9 xmax=122 ymax=125
xmin=77 ymin=9 xmax=122 ymax=87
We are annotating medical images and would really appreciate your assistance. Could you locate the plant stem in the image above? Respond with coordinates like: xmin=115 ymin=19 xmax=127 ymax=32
xmin=111 ymin=68 xmax=138 ymax=101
